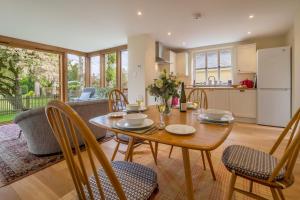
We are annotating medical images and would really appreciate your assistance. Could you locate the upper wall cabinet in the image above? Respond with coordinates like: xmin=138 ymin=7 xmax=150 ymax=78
xmin=236 ymin=44 xmax=257 ymax=73
xmin=176 ymin=52 xmax=189 ymax=77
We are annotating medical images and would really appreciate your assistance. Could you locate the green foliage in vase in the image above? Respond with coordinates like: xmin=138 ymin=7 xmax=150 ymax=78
xmin=147 ymin=69 xmax=181 ymax=101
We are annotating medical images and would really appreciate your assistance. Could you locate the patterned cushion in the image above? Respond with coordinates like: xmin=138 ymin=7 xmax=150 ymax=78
xmin=222 ymin=145 xmax=285 ymax=181
xmin=84 ymin=161 xmax=157 ymax=200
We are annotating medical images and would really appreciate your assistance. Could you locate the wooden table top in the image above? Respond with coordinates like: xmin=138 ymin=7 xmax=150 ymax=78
xmin=90 ymin=106 xmax=233 ymax=151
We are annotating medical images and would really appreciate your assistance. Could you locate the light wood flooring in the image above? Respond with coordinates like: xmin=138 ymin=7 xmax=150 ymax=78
xmin=0 ymin=123 xmax=300 ymax=200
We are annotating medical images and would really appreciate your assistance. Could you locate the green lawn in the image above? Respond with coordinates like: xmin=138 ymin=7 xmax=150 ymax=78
xmin=0 ymin=113 xmax=16 ymax=123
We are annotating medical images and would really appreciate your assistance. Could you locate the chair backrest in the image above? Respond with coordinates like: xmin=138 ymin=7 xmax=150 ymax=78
xmin=269 ymin=108 xmax=300 ymax=182
xmin=187 ymin=88 xmax=208 ymax=109
xmin=108 ymin=89 xmax=129 ymax=112
xmin=45 ymin=100 xmax=126 ymax=200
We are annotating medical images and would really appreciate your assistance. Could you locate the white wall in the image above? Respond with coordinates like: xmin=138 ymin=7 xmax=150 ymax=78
xmin=293 ymin=7 xmax=300 ymax=113
xmin=127 ymin=34 xmax=157 ymax=105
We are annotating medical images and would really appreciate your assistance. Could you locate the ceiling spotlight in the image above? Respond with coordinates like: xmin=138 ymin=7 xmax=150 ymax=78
xmin=247 ymin=31 xmax=252 ymax=34
xmin=137 ymin=11 xmax=142 ymax=16
xmin=192 ymin=13 xmax=202 ymax=20
xmin=249 ymin=15 xmax=254 ymax=19
xmin=167 ymin=32 xmax=172 ymax=36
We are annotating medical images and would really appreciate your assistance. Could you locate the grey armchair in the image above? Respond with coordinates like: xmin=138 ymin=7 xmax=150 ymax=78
xmin=14 ymin=99 xmax=109 ymax=155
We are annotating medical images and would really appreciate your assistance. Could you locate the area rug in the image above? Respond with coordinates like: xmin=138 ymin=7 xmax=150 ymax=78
xmin=0 ymin=124 xmax=114 ymax=187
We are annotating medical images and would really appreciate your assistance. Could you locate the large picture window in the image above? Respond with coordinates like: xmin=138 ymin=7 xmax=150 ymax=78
xmin=194 ymin=48 xmax=233 ymax=84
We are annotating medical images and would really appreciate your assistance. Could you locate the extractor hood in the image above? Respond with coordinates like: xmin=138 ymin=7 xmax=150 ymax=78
xmin=155 ymin=42 xmax=171 ymax=64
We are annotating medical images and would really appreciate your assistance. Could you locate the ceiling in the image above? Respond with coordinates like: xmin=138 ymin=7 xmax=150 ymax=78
xmin=0 ymin=0 xmax=298 ymax=52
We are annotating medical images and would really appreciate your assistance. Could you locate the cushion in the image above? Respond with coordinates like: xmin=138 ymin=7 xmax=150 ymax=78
xmin=84 ymin=161 xmax=157 ymax=199
xmin=222 ymin=145 xmax=285 ymax=181
xmin=79 ymin=92 xmax=92 ymax=100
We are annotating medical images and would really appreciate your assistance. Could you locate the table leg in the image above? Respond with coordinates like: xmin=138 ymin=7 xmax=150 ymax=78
xmin=181 ymin=148 xmax=194 ymax=200
xmin=125 ymin=137 xmax=134 ymax=161
xmin=154 ymin=142 xmax=158 ymax=161
xmin=205 ymin=151 xmax=216 ymax=180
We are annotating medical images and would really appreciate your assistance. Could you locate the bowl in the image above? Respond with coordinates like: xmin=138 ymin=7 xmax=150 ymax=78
xmin=124 ymin=113 xmax=148 ymax=126
xmin=204 ymin=109 xmax=231 ymax=120
xmin=126 ymin=103 xmax=140 ymax=111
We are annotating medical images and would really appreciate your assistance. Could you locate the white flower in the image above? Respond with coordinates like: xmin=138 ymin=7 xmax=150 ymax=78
xmin=155 ymin=79 xmax=164 ymax=88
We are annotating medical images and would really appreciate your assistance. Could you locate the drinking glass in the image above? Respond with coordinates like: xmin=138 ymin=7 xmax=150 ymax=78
xmin=136 ymin=95 xmax=144 ymax=107
xmin=156 ymin=100 xmax=166 ymax=129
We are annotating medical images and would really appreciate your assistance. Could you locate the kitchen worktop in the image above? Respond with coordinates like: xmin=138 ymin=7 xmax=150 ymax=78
xmin=185 ymin=86 xmax=256 ymax=90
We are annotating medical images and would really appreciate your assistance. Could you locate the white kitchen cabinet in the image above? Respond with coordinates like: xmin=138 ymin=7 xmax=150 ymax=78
xmin=236 ymin=44 xmax=257 ymax=73
xmin=205 ymin=89 xmax=230 ymax=110
xmin=169 ymin=50 xmax=176 ymax=74
xmin=229 ymin=89 xmax=256 ymax=118
xmin=176 ymin=52 xmax=189 ymax=76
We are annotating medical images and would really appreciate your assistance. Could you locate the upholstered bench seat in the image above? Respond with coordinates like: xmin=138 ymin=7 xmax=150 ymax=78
xmin=85 ymin=161 xmax=157 ymax=199
xmin=222 ymin=145 xmax=285 ymax=181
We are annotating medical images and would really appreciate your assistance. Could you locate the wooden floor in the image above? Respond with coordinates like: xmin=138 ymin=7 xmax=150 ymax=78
xmin=0 ymin=123 xmax=300 ymax=200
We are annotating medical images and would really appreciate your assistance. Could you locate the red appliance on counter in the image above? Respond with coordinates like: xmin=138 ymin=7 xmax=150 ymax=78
xmin=240 ymin=79 xmax=254 ymax=88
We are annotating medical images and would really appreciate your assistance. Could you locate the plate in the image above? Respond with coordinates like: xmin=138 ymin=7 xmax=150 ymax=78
xmin=165 ymin=124 xmax=196 ymax=135
xmin=116 ymin=118 xmax=154 ymax=130
xmin=126 ymin=106 xmax=148 ymax=112
xmin=198 ymin=114 xmax=234 ymax=123
xmin=107 ymin=112 xmax=126 ymax=118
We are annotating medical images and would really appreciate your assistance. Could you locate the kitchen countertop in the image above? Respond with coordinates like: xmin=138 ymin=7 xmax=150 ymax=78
xmin=185 ymin=86 xmax=256 ymax=90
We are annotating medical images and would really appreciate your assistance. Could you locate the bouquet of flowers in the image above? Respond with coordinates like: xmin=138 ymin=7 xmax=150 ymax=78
xmin=147 ymin=69 xmax=181 ymax=114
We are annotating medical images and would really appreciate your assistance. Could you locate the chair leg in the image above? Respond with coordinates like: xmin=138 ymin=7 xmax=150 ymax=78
xmin=18 ymin=130 xmax=22 ymax=139
xmin=168 ymin=145 xmax=174 ymax=158
xmin=111 ymin=141 xmax=120 ymax=161
xmin=200 ymin=150 xmax=206 ymax=170
xmin=249 ymin=180 xmax=253 ymax=192
xmin=205 ymin=151 xmax=216 ymax=180
xmin=226 ymin=172 xmax=237 ymax=200
xmin=154 ymin=142 xmax=158 ymax=161
xmin=148 ymin=141 xmax=157 ymax=165
xmin=276 ymin=188 xmax=285 ymax=200
xmin=270 ymin=187 xmax=280 ymax=200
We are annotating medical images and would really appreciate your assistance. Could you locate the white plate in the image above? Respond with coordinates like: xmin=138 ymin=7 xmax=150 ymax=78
xmin=198 ymin=114 xmax=234 ymax=123
xmin=116 ymin=118 xmax=154 ymax=130
xmin=107 ymin=112 xmax=126 ymax=118
xmin=126 ymin=106 xmax=148 ymax=112
xmin=165 ymin=124 xmax=196 ymax=135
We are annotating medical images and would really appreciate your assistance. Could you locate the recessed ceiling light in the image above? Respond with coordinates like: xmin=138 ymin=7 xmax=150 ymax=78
xmin=249 ymin=15 xmax=254 ymax=19
xmin=167 ymin=32 xmax=172 ymax=36
xmin=247 ymin=31 xmax=252 ymax=34
xmin=137 ymin=11 xmax=142 ymax=16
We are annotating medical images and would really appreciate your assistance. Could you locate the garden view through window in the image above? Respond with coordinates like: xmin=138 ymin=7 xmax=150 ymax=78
xmin=194 ymin=48 xmax=233 ymax=84
xmin=0 ymin=45 xmax=60 ymax=123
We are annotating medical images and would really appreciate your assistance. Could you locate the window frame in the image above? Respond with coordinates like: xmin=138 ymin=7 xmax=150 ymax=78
xmin=193 ymin=47 xmax=233 ymax=84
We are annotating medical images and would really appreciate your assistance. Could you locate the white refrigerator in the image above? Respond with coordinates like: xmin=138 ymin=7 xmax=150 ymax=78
xmin=257 ymin=46 xmax=291 ymax=127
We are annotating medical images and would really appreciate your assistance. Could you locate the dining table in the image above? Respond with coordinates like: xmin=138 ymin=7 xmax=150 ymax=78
xmin=89 ymin=106 xmax=233 ymax=200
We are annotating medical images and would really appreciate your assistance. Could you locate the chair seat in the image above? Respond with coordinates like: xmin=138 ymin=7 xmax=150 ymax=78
xmin=117 ymin=134 xmax=144 ymax=144
xmin=222 ymin=145 xmax=285 ymax=181
xmin=85 ymin=161 xmax=157 ymax=200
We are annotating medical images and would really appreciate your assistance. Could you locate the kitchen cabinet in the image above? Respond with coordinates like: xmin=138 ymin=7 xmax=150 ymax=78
xmin=229 ymin=89 xmax=256 ymax=118
xmin=176 ymin=52 xmax=189 ymax=76
xmin=169 ymin=50 xmax=176 ymax=74
xmin=205 ymin=89 xmax=230 ymax=110
xmin=236 ymin=44 xmax=257 ymax=73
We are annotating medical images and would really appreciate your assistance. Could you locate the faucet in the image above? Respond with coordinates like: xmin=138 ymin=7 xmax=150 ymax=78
xmin=207 ymin=76 xmax=216 ymax=85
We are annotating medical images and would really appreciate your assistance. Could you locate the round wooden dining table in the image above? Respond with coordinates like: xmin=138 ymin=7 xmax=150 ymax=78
xmin=90 ymin=106 xmax=233 ymax=200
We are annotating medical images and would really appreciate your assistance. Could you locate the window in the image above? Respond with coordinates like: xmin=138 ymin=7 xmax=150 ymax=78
xmin=121 ymin=50 xmax=128 ymax=89
xmin=90 ymin=56 xmax=100 ymax=88
xmin=104 ymin=52 xmax=116 ymax=88
xmin=194 ymin=48 xmax=233 ymax=84
xmin=67 ymin=54 xmax=85 ymax=100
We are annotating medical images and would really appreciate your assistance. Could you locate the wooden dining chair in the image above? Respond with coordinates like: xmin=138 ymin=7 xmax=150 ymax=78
xmin=223 ymin=108 xmax=300 ymax=200
xmin=45 ymin=100 xmax=158 ymax=200
xmin=168 ymin=88 xmax=210 ymax=174
xmin=108 ymin=89 xmax=157 ymax=164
